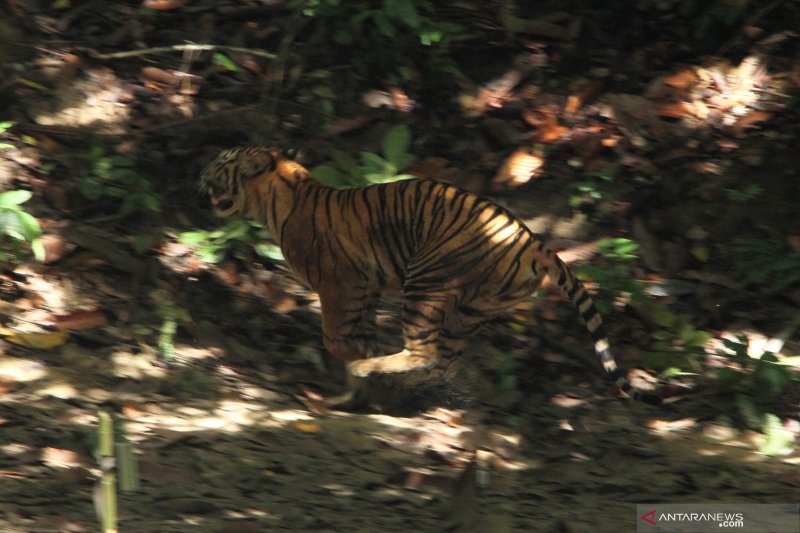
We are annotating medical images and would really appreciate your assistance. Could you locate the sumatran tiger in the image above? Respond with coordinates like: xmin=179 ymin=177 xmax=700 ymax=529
xmin=199 ymin=146 xmax=659 ymax=407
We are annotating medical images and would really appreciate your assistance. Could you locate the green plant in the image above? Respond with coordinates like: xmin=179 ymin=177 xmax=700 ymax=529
xmin=569 ymin=169 xmax=614 ymax=208
xmin=153 ymin=289 xmax=191 ymax=361
xmin=715 ymin=336 xmax=795 ymax=453
xmin=717 ymin=335 xmax=793 ymax=401
xmin=0 ymin=190 xmax=44 ymax=263
xmin=725 ymin=184 xmax=763 ymax=203
xmin=577 ymin=238 xmax=714 ymax=373
xmin=731 ymin=236 xmax=800 ymax=295
xmin=289 ymin=0 xmax=464 ymax=83
xmin=576 ymin=238 xmax=648 ymax=314
xmin=178 ymin=219 xmax=284 ymax=263
xmin=310 ymin=124 xmax=417 ymax=188
xmin=0 ymin=121 xmax=15 ymax=149
xmin=77 ymin=142 xmax=160 ymax=217
xmin=643 ymin=306 xmax=712 ymax=370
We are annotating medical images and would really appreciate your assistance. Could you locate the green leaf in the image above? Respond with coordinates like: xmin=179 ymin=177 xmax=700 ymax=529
xmin=94 ymin=158 xmax=113 ymax=179
xmin=255 ymin=242 xmax=285 ymax=261
xmin=15 ymin=211 xmax=41 ymax=241
xmin=0 ymin=208 xmax=25 ymax=240
xmin=31 ymin=238 xmax=45 ymax=262
xmin=331 ymin=149 xmax=359 ymax=174
xmin=105 ymin=186 xmax=127 ymax=198
xmin=212 ymin=52 xmax=239 ymax=72
xmin=657 ymin=367 xmax=694 ymax=380
xmin=759 ymin=413 xmax=794 ymax=456
xmin=381 ymin=124 xmax=412 ymax=167
xmin=420 ymin=29 xmax=443 ymax=45
xmin=178 ymin=230 xmax=209 ymax=246
xmin=651 ymin=305 xmax=676 ymax=328
xmin=0 ymin=190 xmax=32 ymax=207
xmin=735 ymin=393 xmax=762 ymax=429
xmin=143 ymin=194 xmax=160 ymax=212
xmin=310 ymin=164 xmax=351 ymax=188
xmin=715 ymin=366 xmax=743 ymax=388
xmin=0 ymin=143 xmax=14 ymax=150
xmin=359 ymin=151 xmax=390 ymax=174
xmin=131 ymin=234 xmax=157 ymax=254
xmin=107 ymin=155 xmax=134 ymax=168
xmin=79 ymin=178 xmax=104 ymax=200
xmin=0 ymin=121 xmax=15 ymax=133
xmin=753 ymin=353 xmax=792 ymax=398
xmin=119 ymin=195 xmax=142 ymax=217
xmin=372 ymin=11 xmax=396 ymax=38
xmin=108 ymin=168 xmax=139 ymax=182
xmin=386 ymin=0 xmax=421 ymax=29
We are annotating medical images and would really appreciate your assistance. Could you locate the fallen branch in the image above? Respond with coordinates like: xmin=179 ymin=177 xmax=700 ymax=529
xmin=88 ymin=43 xmax=276 ymax=60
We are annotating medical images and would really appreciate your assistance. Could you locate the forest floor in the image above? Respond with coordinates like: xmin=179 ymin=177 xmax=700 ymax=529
xmin=1 ymin=2 xmax=800 ymax=532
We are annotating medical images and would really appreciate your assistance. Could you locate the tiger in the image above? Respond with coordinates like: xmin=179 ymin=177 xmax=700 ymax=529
xmin=199 ymin=146 xmax=660 ymax=407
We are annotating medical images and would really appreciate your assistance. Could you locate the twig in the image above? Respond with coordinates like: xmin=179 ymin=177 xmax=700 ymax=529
xmin=88 ymin=43 xmax=276 ymax=60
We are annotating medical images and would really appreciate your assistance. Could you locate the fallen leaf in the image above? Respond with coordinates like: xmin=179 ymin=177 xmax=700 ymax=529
xmin=565 ymin=79 xmax=605 ymax=113
xmin=656 ymin=101 xmax=690 ymax=118
xmin=142 ymin=0 xmax=187 ymax=9
xmin=646 ymin=418 xmax=697 ymax=432
xmin=732 ymin=110 xmax=773 ymax=136
xmin=41 ymin=447 xmax=82 ymax=468
xmin=534 ymin=112 xmax=568 ymax=143
xmin=139 ymin=66 xmax=177 ymax=90
xmin=492 ymin=147 xmax=544 ymax=188
xmin=296 ymin=386 xmax=332 ymax=416
xmin=292 ymin=421 xmax=321 ymax=433
xmin=664 ymin=68 xmax=699 ymax=89
xmin=54 ymin=309 xmax=107 ymax=330
xmin=1 ymin=328 xmax=69 ymax=349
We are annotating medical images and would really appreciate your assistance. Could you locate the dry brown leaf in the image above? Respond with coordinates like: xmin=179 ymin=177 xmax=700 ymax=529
xmin=492 ymin=147 xmax=544 ymax=188
xmin=664 ymin=68 xmax=699 ymax=89
xmin=40 ymin=234 xmax=67 ymax=264
xmin=273 ymin=296 xmax=298 ymax=314
xmin=646 ymin=418 xmax=697 ymax=432
xmin=655 ymin=101 xmax=690 ymax=118
xmin=565 ymin=95 xmax=582 ymax=114
xmin=565 ymin=79 xmax=605 ymax=113
xmin=217 ymin=261 xmax=240 ymax=286
xmin=292 ymin=421 xmax=321 ymax=433
xmin=54 ymin=309 xmax=107 ymax=330
xmin=41 ymin=447 xmax=82 ymax=468
xmin=535 ymin=112 xmax=568 ymax=143
xmin=142 ymin=0 xmax=187 ymax=9
xmin=140 ymin=66 xmax=177 ymax=91
xmin=296 ymin=387 xmax=332 ymax=416
xmin=732 ymin=110 xmax=773 ymax=136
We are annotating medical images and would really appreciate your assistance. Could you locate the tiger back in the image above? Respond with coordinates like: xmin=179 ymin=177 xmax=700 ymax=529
xmin=200 ymin=147 xmax=659 ymax=405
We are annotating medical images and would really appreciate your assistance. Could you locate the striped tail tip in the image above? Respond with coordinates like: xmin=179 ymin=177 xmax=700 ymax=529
xmin=614 ymin=374 xmax=662 ymax=405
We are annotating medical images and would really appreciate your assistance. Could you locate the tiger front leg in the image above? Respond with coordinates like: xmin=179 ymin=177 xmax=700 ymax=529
xmin=318 ymin=287 xmax=379 ymax=409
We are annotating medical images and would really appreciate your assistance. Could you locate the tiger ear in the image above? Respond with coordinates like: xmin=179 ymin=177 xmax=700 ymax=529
xmin=241 ymin=147 xmax=278 ymax=181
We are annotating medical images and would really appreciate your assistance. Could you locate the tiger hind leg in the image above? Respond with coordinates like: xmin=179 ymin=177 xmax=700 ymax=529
xmin=348 ymin=291 xmax=454 ymax=377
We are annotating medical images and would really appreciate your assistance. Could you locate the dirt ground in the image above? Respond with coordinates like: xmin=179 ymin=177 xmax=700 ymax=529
xmin=2 ymin=2 xmax=800 ymax=532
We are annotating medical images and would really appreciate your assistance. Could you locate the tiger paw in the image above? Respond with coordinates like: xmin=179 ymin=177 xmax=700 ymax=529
xmin=348 ymin=351 xmax=436 ymax=377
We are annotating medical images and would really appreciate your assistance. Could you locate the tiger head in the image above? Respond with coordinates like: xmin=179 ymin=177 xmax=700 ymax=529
xmin=199 ymin=147 xmax=280 ymax=217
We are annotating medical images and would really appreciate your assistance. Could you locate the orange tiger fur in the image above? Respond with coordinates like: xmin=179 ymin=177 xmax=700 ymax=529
xmin=200 ymin=147 xmax=658 ymax=404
